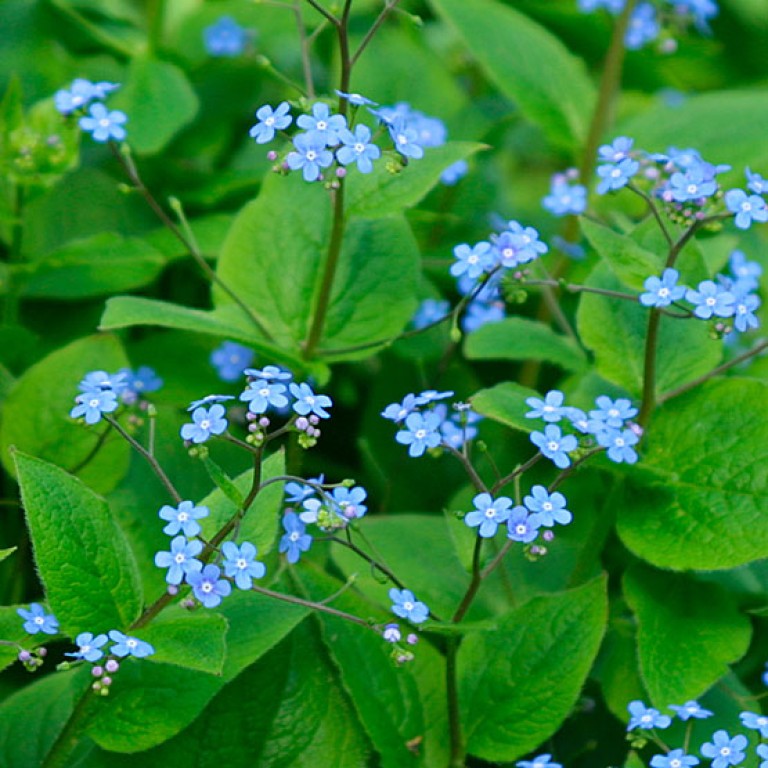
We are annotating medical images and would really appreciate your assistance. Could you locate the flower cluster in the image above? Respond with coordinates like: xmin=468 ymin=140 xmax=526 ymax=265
xmin=542 ymin=169 xmax=588 ymax=217
xmin=283 ymin=475 xmax=367 ymax=534
xmin=181 ymin=364 xmax=333 ymax=448
xmin=381 ymin=622 xmax=419 ymax=665
xmin=203 ymin=16 xmax=249 ymax=57
xmin=381 ymin=391 xmax=482 ymax=457
xmin=54 ymin=78 xmax=127 ymax=143
xmin=70 ymin=367 xmax=163 ymax=425
xmin=578 ymin=1 xmax=719 ymax=50
xmin=526 ymin=390 xmax=642 ymax=467
xmin=153 ymin=499 xmax=266 ymax=608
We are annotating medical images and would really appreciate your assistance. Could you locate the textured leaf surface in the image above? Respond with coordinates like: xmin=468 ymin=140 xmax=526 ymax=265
xmin=624 ymin=564 xmax=751 ymax=706
xmin=0 ymin=334 xmax=130 ymax=493
xmin=576 ymin=263 xmax=721 ymax=396
xmin=470 ymin=381 xmax=541 ymax=433
xmin=617 ymin=379 xmax=768 ymax=569
xmin=429 ymin=0 xmax=595 ymax=150
xmin=15 ymin=452 xmax=143 ymax=634
xmin=459 ymin=577 xmax=607 ymax=762
xmin=464 ymin=316 xmax=588 ymax=371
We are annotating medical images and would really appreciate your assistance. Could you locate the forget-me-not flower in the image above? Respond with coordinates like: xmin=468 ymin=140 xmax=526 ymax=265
xmin=464 ymin=493 xmax=513 ymax=538
xmin=279 ymin=512 xmax=313 ymax=564
xmin=389 ymin=588 xmax=429 ymax=623
xmin=181 ymin=404 xmax=228 ymax=443
xmin=17 ymin=604 xmax=59 ymax=635
xmin=79 ymin=103 xmax=127 ymax=142
xmin=249 ymin=102 xmax=292 ymax=144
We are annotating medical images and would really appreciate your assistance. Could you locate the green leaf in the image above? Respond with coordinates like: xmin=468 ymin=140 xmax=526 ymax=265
xmin=464 ymin=316 xmax=588 ymax=372
xmin=0 ymin=334 xmax=131 ymax=494
xmin=345 ymin=142 xmax=485 ymax=219
xmin=428 ymin=0 xmax=595 ymax=151
xmin=139 ymin=607 xmax=229 ymax=675
xmin=576 ymin=262 xmax=721 ymax=396
xmin=617 ymin=379 xmax=768 ymax=569
xmin=200 ymin=455 xmax=244 ymax=508
xmin=580 ymin=218 xmax=662 ymax=291
xmin=111 ymin=56 xmax=199 ymax=155
xmin=20 ymin=233 xmax=166 ymax=299
xmin=623 ymin=564 xmax=751 ymax=707
xmin=214 ymin=172 xmax=420 ymax=360
xmin=470 ymin=381 xmax=541 ymax=433
xmin=14 ymin=451 xmax=143 ymax=635
xmin=459 ymin=576 xmax=608 ymax=762
xmin=595 ymin=619 xmax=647 ymax=722
xmin=0 ymin=545 xmax=15 ymax=563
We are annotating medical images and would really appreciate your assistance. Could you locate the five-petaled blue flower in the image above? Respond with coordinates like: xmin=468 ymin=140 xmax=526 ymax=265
xmin=78 ymin=102 xmax=127 ymax=142
xmin=700 ymin=730 xmax=747 ymax=768
xmin=388 ymin=117 xmax=424 ymax=159
xmin=381 ymin=393 xmax=423 ymax=423
xmin=210 ymin=341 xmax=254 ymax=381
xmin=465 ymin=493 xmax=513 ymax=538
xmin=159 ymin=500 xmax=209 ymax=537
xmin=249 ymin=102 xmax=292 ymax=144
xmin=523 ymin=486 xmax=572 ymax=527
xmin=296 ymin=102 xmax=347 ymax=147
xmin=336 ymin=124 xmax=381 ymax=174
xmin=221 ymin=541 xmax=266 ymax=590
xmin=640 ymin=268 xmax=687 ymax=307
xmin=506 ymin=507 xmax=542 ymax=543
xmin=500 ymin=221 xmax=549 ymax=265
xmin=245 ymin=365 xmax=292 ymax=381
xmin=650 ymin=749 xmax=700 ymax=768
xmin=335 ymin=90 xmax=377 ymax=107
xmin=728 ymin=250 xmax=762 ymax=294
xmin=65 ymin=632 xmax=108 ymax=663
xmin=739 ymin=711 xmax=768 ymax=738
xmin=204 ymin=16 xmax=247 ymax=57
xmin=598 ymin=136 xmax=633 ymax=163
xmin=669 ymin=701 xmax=713 ymax=721
xmin=181 ymin=404 xmax=228 ymax=443
xmin=627 ymin=700 xmax=672 ymax=731
xmin=389 ymin=588 xmax=429 ymax=624
xmin=186 ymin=564 xmax=232 ymax=608
xmin=600 ymin=427 xmax=640 ymax=464
xmin=757 ymin=744 xmax=768 ymax=768
xmin=746 ymin=167 xmax=768 ymax=195
xmin=732 ymin=293 xmax=760 ymax=333
xmin=530 ymin=425 xmax=578 ymax=469
xmin=725 ymin=189 xmax=768 ymax=230
xmin=450 ymin=242 xmax=493 ymax=279
xmin=70 ymin=389 xmax=118 ymax=425
xmin=543 ymin=179 xmax=587 ymax=216
xmin=526 ymin=390 xmax=566 ymax=422
xmin=54 ymin=78 xmax=118 ymax=115
xmin=290 ymin=382 xmax=332 ymax=419
xmin=17 ymin=603 xmax=59 ymax=635
xmin=685 ymin=280 xmax=735 ymax=319
xmin=286 ymin=133 xmax=334 ymax=182
xmin=154 ymin=535 xmax=203 ymax=585
xmin=240 ymin=379 xmax=288 ymax=414
xmin=279 ymin=512 xmax=313 ymax=564
xmin=331 ymin=486 xmax=367 ymax=520
xmin=108 ymin=630 xmax=155 ymax=658
xmin=120 ymin=366 xmax=163 ymax=403
xmin=396 ymin=411 xmax=443 ymax=457
xmin=589 ymin=396 xmax=638 ymax=428
xmin=596 ymin=157 xmax=639 ymax=194
xmin=669 ymin=166 xmax=717 ymax=202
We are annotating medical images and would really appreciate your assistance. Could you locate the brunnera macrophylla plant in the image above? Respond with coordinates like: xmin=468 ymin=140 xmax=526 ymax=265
xmin=1 ymin=1 xmax=768 ymax=768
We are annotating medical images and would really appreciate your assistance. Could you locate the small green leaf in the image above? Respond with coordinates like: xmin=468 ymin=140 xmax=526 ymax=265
xmin=428 ymin=0 xmax=595 ymax=151
xmin=0 ymin=545 xmax=16 ymax=563
xmin=200 ymin=455 xmax=244 ymax=508
xmin=459 ymin=576 xmax=608 ymax=762
xmin=345 ymin=142 xmax=486 ymax=218
xmin=624 ymin=564 xmax=751 ymax=707
xmin=14 ymin=451 xmax=143 ymax=635
xmin=464 ymin=316 xmax=588 ymax=372
xmin=470 ymin=381 xmax=541 ymax=433
xmin=617 ymin=379 xmax=768 ymax=570
xmin=111 ymin=56 xmax=199 ymax=155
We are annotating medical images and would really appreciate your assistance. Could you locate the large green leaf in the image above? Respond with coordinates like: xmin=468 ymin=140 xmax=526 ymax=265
xmin=459 ymin=576 xmax=607 ymax=762
xmin=214 ymin=171 xmax=420 ymax=359
xmin=470 ymin=381 xmax=541 ymax=433
xmin=576 ymin=263 xmax=721 ymax=396
xmin=111 ymin=56 xmax=199 ymax=155
xmin=428 ymin=0 xmax=595 ymax=151
xmin=464 ymin=317 xmax=588 ymax=372
xmin=14 ymin=452 xmax=143 ymax=635
xmin=617 ymin=378 xmax=768 ymax=570
xmin=623 ymin=564 xmax=751 ymax=707
xmin=0 ymin=334 xmax=130 ymax=493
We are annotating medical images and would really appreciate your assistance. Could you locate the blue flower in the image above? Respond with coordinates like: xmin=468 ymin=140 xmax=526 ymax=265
xmin=78 ymin=102 xmax=127 ymax=142
xmin=462 ymin=299 xmax=505 ymax=332
xmin=381 ymin=394 xmax=423 ymax=423
xmin=758 ymin=744 xmax=768 ymax=768
xmin=530 ymin=425 xmax=578 ymax=469
xmin=279 ymin=512 xmax=313 ymax=564
xmin=296 ymin=102 xmax=347 ymax=147
xmin=517 ymin=755 xmax=562 ymax=768
xmin=108 ymin=630 xmax=155 ymax=658
xmin=526 ymin=390 xmax=566 ymax=423
xmin=290 ymin=382 xmax=332 ymax=419
xmin=543 ymin=179 xmax=587 ymax=216
xmin=411 ymin=298 xmax=450 ymax=330
xmin=739 ymin=711 xmax=768 ymax=738
xmin=159 ymin=500 xmax=209 ymax=537
xmin=728 ymin=250 xmax=762 ymax=293
xmin=669 ymin=166 xmax=717 ymax=202
xmin=154 ymin=536 xmax=203 ymax=585
xmin=119 ymin=366 xmax=163 ymax=402
xmin=589 ymin=396 xmax=638 ymax=428
xmin=286 ymin=133 xmax=334 ymax=182
xmin=17 ymin=603 xmax=58 ymax=635
xmin=240 ymin=380 xmax=288 ymax=415
xmin=335 ymin=90 xmax=377 ymax=107
xmin=187 ymin=394 xmax=235 ymax=411
xmin=336 ymin=124 xmax=380 ymax=174
xmin=598 ymin=136 xmax=634 ymax=163
xmin=65 ymin=632 xmax=108 ymax=663
xmin=464 ymin=493 xmax=513 ymax=538
xmin=627 ymin=700 xmax=672 ymax=731
xmin=523 ymin=486 xmax=572 ymax=527
xmin=249 ymin=102 xmax=292 ymax=144
xmin=389 ymin=588 xmax=429 ymax=623
xmin=498 ymin=221 xmax=548 ymax=265
xmin=221 ymin=541 xmax=266 ymax=590
xmin=331 ymin=486 xmax=367 ymax=520
xmin=640 ymin=268 xmax=687 ymax=307
xmin=450 ymin=241 xmax=494 ymax=279
xmin=597 ymin=157 xmax=639 ymax=194
xmin=624 ymin=3 xmax=659 ymax=49
xmin=441 ymin=159 xmax=468 ymax=186
xmin=181 ymin=405 xmax=228 ymax=443
xmin=54 ymin=78 xmax=118 ymax=115
xmin=395 ymin=412 xmax=443 ymax=457
xmin=685 ymin=280 xmax=736 ymax=319
xmin=186 ymin=564 xmax=232 ymax=608
xmin=700 ymin=731 xmax=747 ymax=768
xmin=731 ymin=293 xmax=760 ymax=333
xmin=383 ymin=623 xmax=401 ymax=642
xmin=210 ymin=341 xmax=254 ymax=381
xmin=245 ymin=365 xmax=293 ymax=382
xmin=669 ymin=701 xmax=713 ymax=721
xmin=746 ymin=167 xmax=768 ymax=195
xmin=70 ymin=389 xmax=118 ymax=424
xmin=417 ymin=389 xmax=454 ymax=404
xmin=650 ymin=749 xmax=699 ymax=768
xmin=601 ymin=427 xmax=640 ymax=464
xmin=388 ymin=118 xmax=424 ymax=160
xmin=506 ymin=507 xmax=542 ymax=543
xmin=725 ymin=189 xmax=768 ymax=230
xmin=565 ymin=407 xmax=591 ymax=434
xmin=78 ymin=369 xmax=129 ymax=394
xmin=284 ymin=475 xmax=323 ymax=504
xmin=204 ymin=16 xmax=247 ymax=57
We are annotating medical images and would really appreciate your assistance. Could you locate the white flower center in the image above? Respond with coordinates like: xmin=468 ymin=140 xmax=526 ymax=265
xmin=174 ymin=553 xmax=186 ymax=564
xmin=316 ymin=120 xmax=327 ymax=131
xmin=236 ymin=558 xmax=248 ymax=570
xmin=178 ymin=512 xmax=189 ymax=522
xmin=403 ymin=601 xmax=414 ymax=611
xmin=485 ymin=507 xmax=497 ymax=519
xmin=687 ymin=184 xmax=698 ymax=194
xmin=415 ymin=429 xmax=427 ymax=439
xmin=289 ymin=532 xmax=300 ymax=542
xmin=202 ymin=582 xmax=213 ymax=593
xmin=306 ymin=150 xmax=317 ymax=162
xmin=34 ymin=616 xmax=44 ymax=625
xmin=354 ymin=142 xmax=365 ymax=153
xmin=89 ymin=398 xmax=100 ymax=407
xmin=542 ymin=502 xmax=553 ymax=512
xmin=705 ymin=297 xmax=716 ymax=306
xmin=99 ymin=118 xmax=110 ymax=128
xmin=265 ymin=117 xmax=275 ymax=127
xmin=200 ymin=419 xmax=211 ymax=430
xmin=659 ymin=287 xmax=670 ymax=298
xmin=547 ymin=441 xmax=559 ymax=452
xmin=127 ymin=639 xmax=137 ymax=648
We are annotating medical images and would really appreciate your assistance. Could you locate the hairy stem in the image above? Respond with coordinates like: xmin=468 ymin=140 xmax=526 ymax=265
xmin=446 ymin=637 xmax=466 ymax=768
